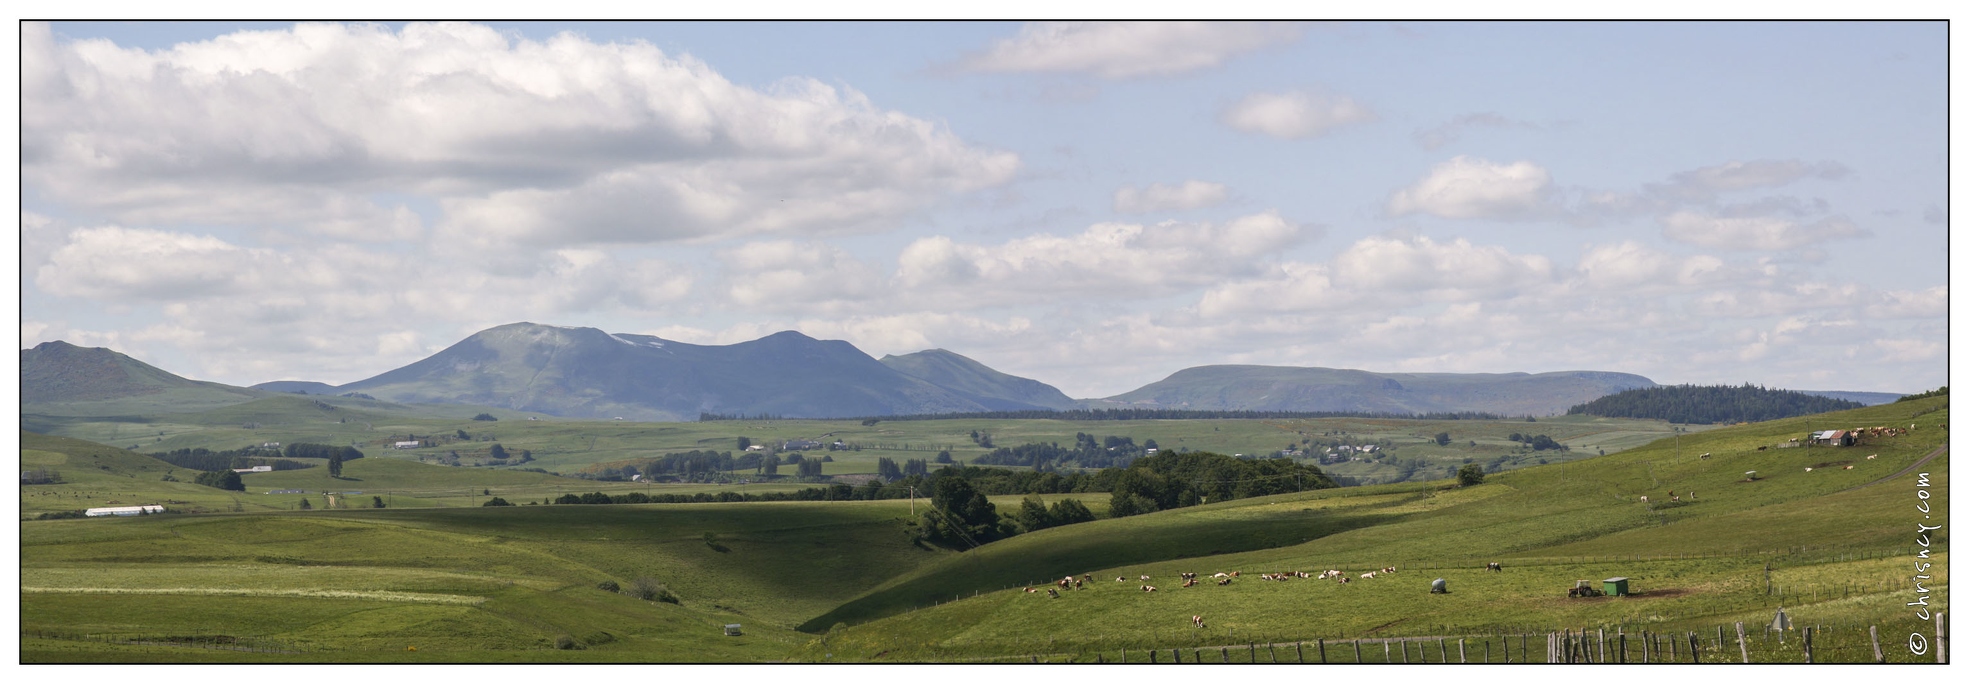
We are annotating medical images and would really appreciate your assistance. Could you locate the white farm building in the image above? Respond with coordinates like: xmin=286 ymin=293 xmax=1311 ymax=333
xmin=86 ymin=505 xmax=164 ymax=517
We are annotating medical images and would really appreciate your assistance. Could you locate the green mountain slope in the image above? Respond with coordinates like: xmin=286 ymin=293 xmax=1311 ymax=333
xmin=338 ymin=323 xmax=996 ymax=421
xmin=21 ymin=341 xmax=265 ymax=415
xmin=879 ymin=349 xmax=1076 ymax=411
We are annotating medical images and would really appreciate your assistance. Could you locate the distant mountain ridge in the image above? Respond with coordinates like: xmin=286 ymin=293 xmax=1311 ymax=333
xmin=1083 ymin=365 xmax=1658 ymax=417
xmin=327 ymin=323 xmax=1049 ymax=421
xmin=48 ymin=323 xmax=1922 ymax=422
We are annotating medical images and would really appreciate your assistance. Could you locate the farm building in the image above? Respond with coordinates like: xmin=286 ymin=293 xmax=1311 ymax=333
xmin=723 ymin=624 xmax=742 ymax=636
xmin=1603 ymin=577 xmax=1631 ymax=596
xmin=231 ymin=465 xmax=273 ymax=473
xmin=393 ymin=441 xmax=421 ymax=449
xmin=1808 ymin=430 xmax=1854 ymax=447
xmin=782 ymin=440 xmax=822 ymax=450
xmin=85 ymin=505 xmax=164 ymax=517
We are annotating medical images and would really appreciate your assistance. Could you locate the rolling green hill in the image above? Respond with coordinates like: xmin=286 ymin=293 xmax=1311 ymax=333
xmin=19 ymin=397 xmax=1948 ymax=662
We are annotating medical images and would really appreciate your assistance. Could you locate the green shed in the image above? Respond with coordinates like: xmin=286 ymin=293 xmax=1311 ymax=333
xmin=1602 ymin=577 xmax=1630 ymax=596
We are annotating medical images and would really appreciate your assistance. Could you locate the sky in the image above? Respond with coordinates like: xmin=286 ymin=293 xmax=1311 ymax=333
xmin=14 ymin=20 xmax=1952 ymax=399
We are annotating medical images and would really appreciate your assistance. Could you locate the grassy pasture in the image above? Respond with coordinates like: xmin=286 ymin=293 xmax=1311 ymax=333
xmin=27 ymin=395 xmax=1694 ymax=487
xmin=19 ymin=396 xmax=1947 ymax=662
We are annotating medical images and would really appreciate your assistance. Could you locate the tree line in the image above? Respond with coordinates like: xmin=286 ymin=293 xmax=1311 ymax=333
xmin=972 ymin=432 xmax=1158 ymax=469
xmin=148 ymin=447 xmax=316 ymax=473
xmin=798 ymin=408 xmax=1507 ymax=423
xmin=1566 ymin=384 xmax=1864 ymax=424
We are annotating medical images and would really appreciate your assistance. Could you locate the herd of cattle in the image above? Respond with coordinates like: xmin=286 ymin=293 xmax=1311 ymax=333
xmin=1026 ymin=565 xmax=1413 ymax=596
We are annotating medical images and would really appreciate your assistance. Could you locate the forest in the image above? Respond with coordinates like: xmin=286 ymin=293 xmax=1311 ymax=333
xmin=1566 ymin=384 xmax=1863 ymax=424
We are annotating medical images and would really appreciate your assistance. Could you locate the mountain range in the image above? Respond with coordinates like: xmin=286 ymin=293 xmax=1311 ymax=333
xmin=18 ymin=322 xmax=1911 ymax=422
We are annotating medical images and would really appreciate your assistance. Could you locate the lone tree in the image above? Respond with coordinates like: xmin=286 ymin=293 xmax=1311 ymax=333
xmin=488 ymin=443 xmax=510 ymax=460
xmin=1434 ymin=432 xmax=1452 ymax=447
xmin=1456 ymin=463 xmax=1486 ymax=487
xmin=472 ymin=413 xmax=498 ymax=421
xmin=328 ymin=451 xmax=343 ymax=478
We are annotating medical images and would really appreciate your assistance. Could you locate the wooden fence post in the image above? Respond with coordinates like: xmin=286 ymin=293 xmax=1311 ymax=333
xmin=1689 ymin=632 xmax=1701 ymax=663
xmin=1803 ymin=627 xmax=1813 ymax=663
xmin=1402 ymin=638 xmax=1410 ymax=663
xmin=1267 ymin=642 xmax=1276 ymax=663
xmin=1121 ymin=647 xmax=1127 ymax=663
xmin=1460 ymin=637 xmax=1466 ymax=663
xmin=1296 ymin=641 xmax=1304 ymax=663
xmin=1599 ymin=628 xmax=1606 ymax=663
xmin=1736 ymin=622 xmax=1750 ymax=663
xmin=1149 ymin=648 xmax=1157 ymax=664
xmin=1220 ymin=646 xmax=1228 ymax=663
xmin=1353 ymin=639 xmax=1361 ymax=663
xmin=1937 ymin=611 xmax=1947 ymax=664
xmin=1618 ymin=630 xmax=1626 ymax=663
xmin=1870 ymin=625 xmax=1884 ymax=663
xmin=1318 ymin=638 xmax=1326 ymax=663
xmin=1439 ymin=637 xmax=1448 ymax=663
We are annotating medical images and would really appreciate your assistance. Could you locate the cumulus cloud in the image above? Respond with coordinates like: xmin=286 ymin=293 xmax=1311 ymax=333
xmin=959 ymin=21 xmax=1302 ymax=79
xmin=893 ymin=211 xmax=1309 ymax=302
xmin=1575 ymin=241 xmax=1728 ymax=290
xmin=1386 ymin=156 xmax=1556 ymax=220
xmin=1219 ymin=90 xmax=1375 ymax=139
xmin=1112 ymin=180 xmax=1229 ymax=214
xmin=22 ymin=21 xmax=1017 ymax=247
xmin=1199 ymin=235 xmax=1553 ymax=317
xmin=717 ymin=241 xmax=883 ymax=312
xmin=1659 ymin=211 xmax=1868 ymax=251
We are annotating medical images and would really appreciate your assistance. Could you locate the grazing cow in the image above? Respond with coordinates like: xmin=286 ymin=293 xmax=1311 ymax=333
xmin=1382 ymin=566 xmax=1398 ymax=574
xmin=1758 ymin=445 xmax=1768 ymax=451
xmin=1338 ymin=577 xmax=1350 ymax=584
xmin=1117 ymin=577 xmax=1127 ymax=582
xmin=1361 ymin=571 xmax=1376 ymax=579
xmin=1047 ymin=588 xmax=1060 ymax=598
xmin=1640 ymin=495 xmax=1649 ymax=503
xmin=1805 ymin=467 xmax=1813 ymax=472
xmin=1140 ymin=575 xmax=1151 ymax=582
xmin=1192 ymin=615 xmax=1206 ymax=628
xmin=1213 ymin=572 xmax=1230 ymax=579
xmin=1217 ymin=578 xmax=1232 ymax=586
xmin=1024 ymin=587 xmax=1037 ymax=593
xmin=1142 ymin=585 xmax=1157 ymax=592
xmin=1486 ymin=562 xmax=1502 ymax=572
xmin=1671 ymin=495 xmax=1680 ymax=502
xmin=1074 ymin=580 xmax=1083 ymax=590
xmin=1700 ymin=452 xmax=1712 ymax=460
xmin=1688 ymin=491 xmax=1695 ymax=500
xmin=1867 ymin=454 xmax=1878 ymax=460
xmin=1083 ymin=574 xmax=1092 ymax=582
xmin=1231 ymin=571 xmax=1241 ymax=577
xmin=1182 ymin=579 xmax=1198 ymax=588
xmin=1844 ymin=465 xmax=1854 ymax=470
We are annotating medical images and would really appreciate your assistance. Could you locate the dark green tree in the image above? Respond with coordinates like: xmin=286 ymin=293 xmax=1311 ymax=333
xmin=1014 ymin=495 xmax=1055 ymax=532
xmin=372 ymin=495 xmax=385 ymax=508
xmin=483 ymin=497 xmax=513 ymax=506
xmin=328 ymin=451 xmax=343 ymax=478
xmin=935 ymin=450 xmax=953 ymax=463
xmin=736 ymin=436 xmax=752 ymax=451
xmin=489 ymin=443 xmax=510 ymax=460
xmin=1050 ymin=498 xmax=1096 ymax=525
xmin=473 ymin=413 xmax=498 ymax=421
xmin=298 ymin=497 xmax=313 ymax=510
xmin=1434 ymin=432 xmax=1452 ymax=446
xmin=193 ymin=469 xmax=244 ymax=491
xmin=456 ymin=429 xmax=470 ymax=440
xmin=921 ymin=476 xmax=1008 ymax=549
xmin=1456 ymin=463 xmax=1486 ymax=487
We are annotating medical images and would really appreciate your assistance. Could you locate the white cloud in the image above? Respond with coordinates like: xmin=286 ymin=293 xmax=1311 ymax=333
xmin=894 ymin=211 xmax=1308 ymax=303
xmin=960 ymin=21 xmax=1302 ymax=79
xmin=717 ymin=241 xmax=883 ymax=312
xmin=36 ymin=226 xmax=280 ymax=300
xmin=1198 ymin=235 xmax=1553 ymax=317
xmin=1330 ymin=235 xmax=1553 ymax=294
xmin=22 ymin=21 xmax=1017 ymax=247
xmin=1387 ymin=156 xmax=1555 ymax=220
xmin=1113 ymin=180 xmax=1230 ymax=214
xmin=1575 ymin=241 xmax=1730 ymax=290
xmin=1659 ymin=211 xmax=1868 ymax=250
xmin=1220 ymin=90 xmax=1375 ymax=139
